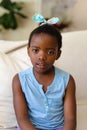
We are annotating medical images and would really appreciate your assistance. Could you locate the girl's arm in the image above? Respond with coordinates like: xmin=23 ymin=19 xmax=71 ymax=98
xmin=63 ymin=75 xmax=77 ymax=130
xmin=12 ymin=74 xmax=36 ymax=130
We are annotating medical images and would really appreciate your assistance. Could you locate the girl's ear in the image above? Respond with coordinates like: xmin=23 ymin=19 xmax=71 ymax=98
xmin=56 ymin=50 xmax=62 ymax=60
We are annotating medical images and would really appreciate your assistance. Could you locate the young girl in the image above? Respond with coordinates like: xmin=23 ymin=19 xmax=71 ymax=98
xmin=12 ymin=24 xmax=76 ymax=130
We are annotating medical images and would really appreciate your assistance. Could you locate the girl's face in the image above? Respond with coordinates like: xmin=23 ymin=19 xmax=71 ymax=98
xmin=28 ymin=33 xmax=61 ymax=74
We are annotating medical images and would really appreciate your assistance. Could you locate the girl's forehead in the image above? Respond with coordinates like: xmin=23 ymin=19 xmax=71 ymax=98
xmin=30 ymin=33 xmax=58 ymax=49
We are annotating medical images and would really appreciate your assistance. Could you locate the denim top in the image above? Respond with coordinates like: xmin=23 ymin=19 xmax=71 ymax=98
xmin=18 ymin=67 xmax=70 ymax=130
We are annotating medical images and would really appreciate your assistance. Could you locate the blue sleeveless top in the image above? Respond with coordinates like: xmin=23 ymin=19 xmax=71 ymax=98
xmin=18 ymin=67 xmax=70 ymax=129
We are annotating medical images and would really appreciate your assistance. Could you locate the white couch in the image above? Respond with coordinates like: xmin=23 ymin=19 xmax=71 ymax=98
xmin=0 ymin=30 xmax=87 ymax=130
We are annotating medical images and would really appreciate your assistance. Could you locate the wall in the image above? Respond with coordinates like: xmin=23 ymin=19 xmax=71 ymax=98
xmin=0 ymin=0 xmax=87 ymax=40
xmin=0 ymin=0 xmax=38 ymax=41
xmin=70 ymin=0 xmax=87 ymax=30
xmin=41 ymin=0 xmax=87 ymax=31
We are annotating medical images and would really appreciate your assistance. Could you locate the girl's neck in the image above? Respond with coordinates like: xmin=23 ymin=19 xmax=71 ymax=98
xmin=33 ymin=66 xmax=55 ymax=77
xmin=33 ymin=66 xmax=55 ymax=92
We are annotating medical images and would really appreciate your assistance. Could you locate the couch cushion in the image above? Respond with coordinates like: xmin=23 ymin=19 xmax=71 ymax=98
xmin=55 ymin=30 xmax=87 ymax=103
xmin=0 ymin=51 xmax=30 ymax=128
xmin=0 ymin=40 xmax=27 ymax=53
xmin=77 ymin=104 xmax=87 ymax=130
xmin=0 ymin=52 xmax=17 ymax=128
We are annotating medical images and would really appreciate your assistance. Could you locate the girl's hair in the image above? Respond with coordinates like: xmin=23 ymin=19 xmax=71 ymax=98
xmin=28 ymin=24 xmax=62 ymax=50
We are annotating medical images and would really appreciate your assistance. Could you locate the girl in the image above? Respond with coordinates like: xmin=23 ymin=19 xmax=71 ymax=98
xmin=12 ymin=24 xmax=76 ymax=130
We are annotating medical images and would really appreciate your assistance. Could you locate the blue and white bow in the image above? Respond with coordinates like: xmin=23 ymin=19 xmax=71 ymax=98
xmin=32 ymin=13 xmax=60 ymax=25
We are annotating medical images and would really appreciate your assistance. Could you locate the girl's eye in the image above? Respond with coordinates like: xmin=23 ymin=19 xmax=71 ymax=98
xmin=32 ymin=49 xmax=39 ymax=53
xmin=47 ymin=50 xmax=55 ymax=55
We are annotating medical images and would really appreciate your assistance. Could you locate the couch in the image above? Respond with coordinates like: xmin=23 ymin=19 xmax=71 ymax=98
xmin=0 ymin=30 xmax=87 ymax=130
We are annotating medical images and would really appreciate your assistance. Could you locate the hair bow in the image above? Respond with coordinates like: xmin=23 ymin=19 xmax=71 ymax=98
xmin=32 ymin=13 xmax=60 ymax=25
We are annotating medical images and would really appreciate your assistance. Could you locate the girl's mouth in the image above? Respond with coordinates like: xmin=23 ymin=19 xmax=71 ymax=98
xmin=36 ymin=62 xmax=46 ymax=69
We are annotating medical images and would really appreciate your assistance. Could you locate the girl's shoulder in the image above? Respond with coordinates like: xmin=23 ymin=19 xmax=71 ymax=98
xmin=54 ymin=66 xmax=70 ymax=88
xmin=19 ymin=67 xmax=33 ymax=75
xmin=55 ymin=66 xmax=70 ymax=76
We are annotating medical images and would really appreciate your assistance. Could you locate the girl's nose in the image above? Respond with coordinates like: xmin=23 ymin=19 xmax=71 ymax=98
xmin=38 ymin=51 xmax=47 ymax=61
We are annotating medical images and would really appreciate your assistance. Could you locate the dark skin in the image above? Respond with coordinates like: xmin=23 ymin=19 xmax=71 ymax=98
xmin=12 ymin=33 xmax=76 ymax=130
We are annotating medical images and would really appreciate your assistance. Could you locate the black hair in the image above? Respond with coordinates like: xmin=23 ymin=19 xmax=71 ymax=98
xmin=28 ymin=24 xmax=62 ymax=50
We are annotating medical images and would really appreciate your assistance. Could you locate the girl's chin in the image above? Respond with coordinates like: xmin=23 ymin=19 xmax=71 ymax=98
xmin=34 ymin=66 xmax=53 ymax=74
xmin=33 ymin=67 xmax=47 ymax=74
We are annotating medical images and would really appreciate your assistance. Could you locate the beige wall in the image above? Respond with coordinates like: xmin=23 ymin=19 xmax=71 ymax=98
xmin=65 ymin=0 xmax=87 ymax=31
xmin=0 ymin=0 xmax=38 ymax=41
xmin=41 ymin=0 xmax=87 ymax=31
xmin=0 ymin=0 xmax=87 ymax=41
